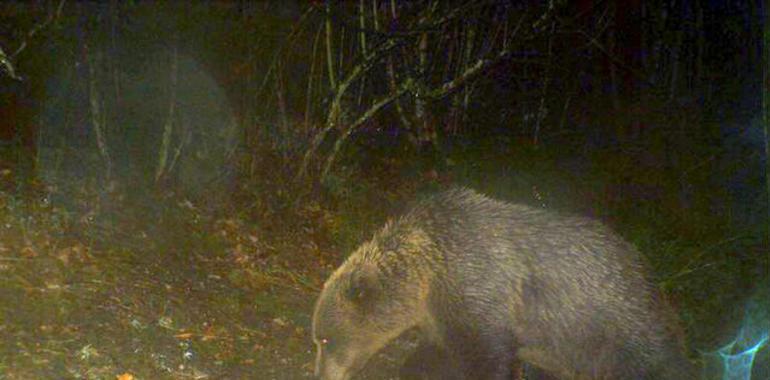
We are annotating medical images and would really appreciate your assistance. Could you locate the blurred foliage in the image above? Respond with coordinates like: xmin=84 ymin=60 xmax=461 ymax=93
xmin=0 ymin=0 xmax=766 ymax=378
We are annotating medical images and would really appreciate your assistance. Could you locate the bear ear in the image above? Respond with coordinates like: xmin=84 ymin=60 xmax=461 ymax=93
xmin=344 ymin=267 xmax=381 ymax=305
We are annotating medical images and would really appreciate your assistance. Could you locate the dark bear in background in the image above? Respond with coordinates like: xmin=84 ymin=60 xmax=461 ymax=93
xmin=311 ymin=188 xmax=696 ymax=379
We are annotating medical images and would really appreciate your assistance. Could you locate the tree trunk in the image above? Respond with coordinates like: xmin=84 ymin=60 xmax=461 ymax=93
xmin=155 ymin=42 xmax=178 ymax=184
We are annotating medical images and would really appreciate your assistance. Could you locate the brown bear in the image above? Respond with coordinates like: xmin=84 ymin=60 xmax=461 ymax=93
xmin=311 ymin=187 xmax=696 ymax=379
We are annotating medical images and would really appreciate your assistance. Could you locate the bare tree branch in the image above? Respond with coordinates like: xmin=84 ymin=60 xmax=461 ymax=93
xmin=305 ymin=23 xmax=324 ymax=130
xmin=321 ymin=82 xmax=412 ymax=178
xmin=1 ymin=0 xmax=66 ymax=80
xmin=297 ymin=39 xmax=400 ymax=179
xmin=155 ymin=42 xmax=179 ymax=184
xmin=424 ymin=47 xmax=514 ymax=100
xmin=0 ymin=47 xmax=20 ymax=80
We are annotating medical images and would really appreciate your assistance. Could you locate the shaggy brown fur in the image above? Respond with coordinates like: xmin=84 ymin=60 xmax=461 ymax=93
xmin=312 ymin=188 xmax=695 ymax=380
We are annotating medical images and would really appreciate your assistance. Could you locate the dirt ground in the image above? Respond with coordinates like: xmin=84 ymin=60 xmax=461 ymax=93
xmin=0 ymin=191 xmax=421 ymax=380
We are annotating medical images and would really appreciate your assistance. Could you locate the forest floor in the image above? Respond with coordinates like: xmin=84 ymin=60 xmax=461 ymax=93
xmin=0 ymin=185 xmax=423 ymax=380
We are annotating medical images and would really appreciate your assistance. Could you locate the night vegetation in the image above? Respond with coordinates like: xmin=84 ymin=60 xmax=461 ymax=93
xmin=0 ymin=1 xmax=767 ymax=379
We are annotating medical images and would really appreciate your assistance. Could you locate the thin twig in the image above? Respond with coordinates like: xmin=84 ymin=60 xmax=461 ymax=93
xmin=11 ymin=0 xmax=66 ymax=59
xmin=325 ymin=0 xmax=497 ymax=38
xmin=255 ymin=6 xmax=318 ymax=100
xmin=424 ymin=47 xmax=513 ymax=99
xmin=305 ymin=23 xmax=324 ymax=130
xmin=358 ymin=0 xmax=368 ymax=56
xmin=574 ymin=28 xmax=654 ymax=87
xmin=325 ymin=1 xmax=337 ymax=89
xmin=533 ymin=22 xmax=555 ymax=145
xmin=87 ymin=46 xmax=113 ymax=181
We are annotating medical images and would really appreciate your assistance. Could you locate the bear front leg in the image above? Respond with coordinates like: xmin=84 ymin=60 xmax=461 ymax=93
xmin=399 ymin=340 xmax=464 ymax=380
xmin=443 ymin=326 xmax=518 ymax=380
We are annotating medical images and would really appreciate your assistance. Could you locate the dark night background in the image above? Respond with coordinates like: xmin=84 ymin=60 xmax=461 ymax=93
xmin=0 ymin=1 xmax=768 ymax=379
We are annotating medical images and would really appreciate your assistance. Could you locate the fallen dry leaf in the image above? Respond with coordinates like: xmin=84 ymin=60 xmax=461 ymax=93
xmin=21 ymin=246 xmax=37 ymax=258
xmin=175 ymin=332 xmax=194 ymax=339
xmin=201 ymin=324 xmax=221 ymax=341
xmin=272 ymin=317 xmax=288 ymax=327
